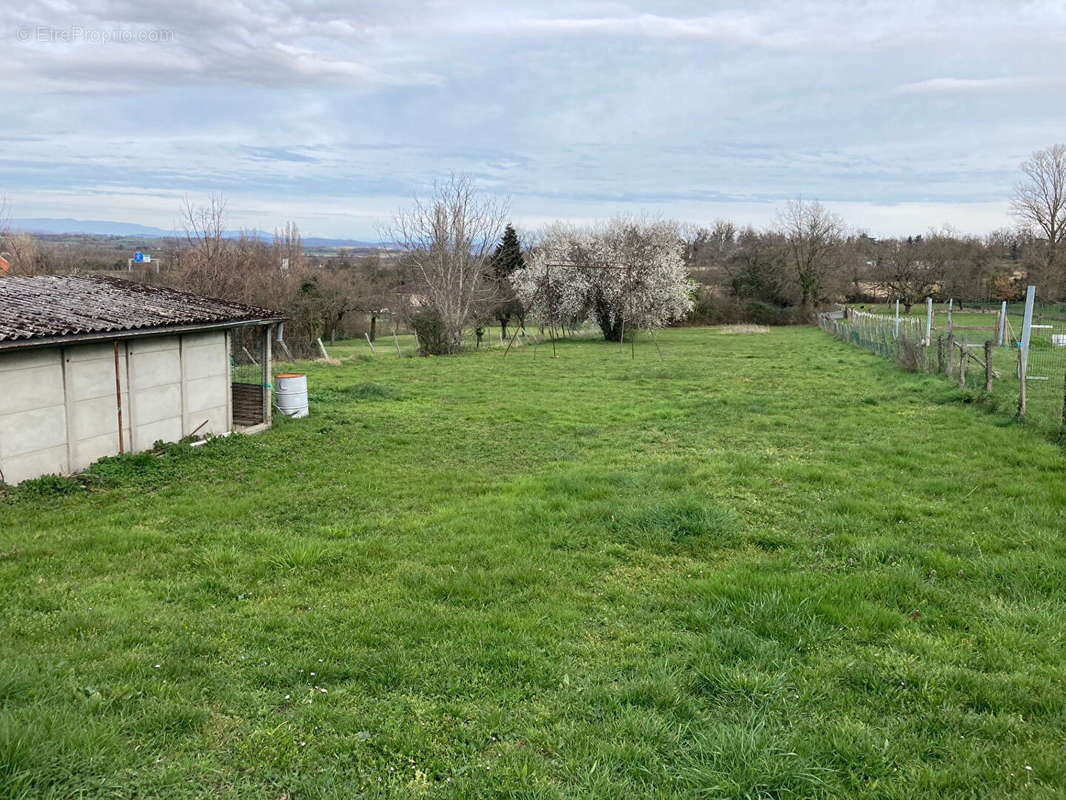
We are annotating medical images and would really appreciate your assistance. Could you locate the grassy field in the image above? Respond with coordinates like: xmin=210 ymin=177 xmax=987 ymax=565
xmin=3 ymin=327 xmax=1066 ymax=798
xmin=841 ymin=303 xmax=1066 ymax=440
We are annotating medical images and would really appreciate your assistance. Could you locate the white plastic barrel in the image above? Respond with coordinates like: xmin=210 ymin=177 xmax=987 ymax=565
xmin=274 ymin=373 xmax=309 ymax=418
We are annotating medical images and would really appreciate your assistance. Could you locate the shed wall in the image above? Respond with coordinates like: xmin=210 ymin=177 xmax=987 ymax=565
xmin=0 ymin=330 xmax=234 ymax=484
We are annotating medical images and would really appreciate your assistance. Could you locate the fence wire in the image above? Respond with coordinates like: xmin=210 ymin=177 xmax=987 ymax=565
xmin=819 ymin=304 xmax=1066 ymax=441
xmin=820 ymin=309 xmax=932 ymax=372
xmin=1023 ymin=318 xmax=1066 ymax=387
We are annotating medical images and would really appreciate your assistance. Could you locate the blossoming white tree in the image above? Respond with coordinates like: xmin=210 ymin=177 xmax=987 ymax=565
xmin=512 ymin=218 xmax=695 ymax=341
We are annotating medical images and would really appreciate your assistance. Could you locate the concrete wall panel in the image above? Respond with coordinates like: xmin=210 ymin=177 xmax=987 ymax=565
xmin=131 ymin=383 xmax=182 ymax=427
xmin=65 ymin=351 xmax=129 ymax=402
xmin=69 ymin=431 xmax=121 ymax=473
xmin=130 ymin=345 xmax=181 ymax=390
xmin=0 ymin=348 xmax=62 ymax=374
xmin=0 ymin=445 xmax=68 ymax=485
xmin=183 ymin=405 xmax=228 ymax=437
xmin=2 ymin=329 xmax=246 ymax=484
xmin=0 ymin=404 xmax=68 ymax=457
xmin=4 ymin=363 xmax=65 ymax=416
xmin=184 ymin=373 xmax=227 ymax=414
xmin=134 ymin=417 xmax=183 ymax=451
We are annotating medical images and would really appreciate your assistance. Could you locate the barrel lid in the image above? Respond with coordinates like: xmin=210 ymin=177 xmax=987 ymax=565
xmin=275 ymin=373 xmax=306 ymax=379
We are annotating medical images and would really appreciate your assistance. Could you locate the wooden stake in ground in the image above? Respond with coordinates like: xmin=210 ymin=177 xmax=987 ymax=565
xmin=958 ymin=342 xmax=967 ymax=388
xmin=984 ymin=340 xmax=993 ymax=393
xmin=317 ymin=338 xmax=329 ymax=360
xmin=1018 ymin=347 xmax=1027 ymax=419
xmin=365 ymin=332 xmax=376 ymax=355
xmin=937 ymin=335 xmax=944 ymax=374
xmin=946 ymin=332 xmax=954 ymax=376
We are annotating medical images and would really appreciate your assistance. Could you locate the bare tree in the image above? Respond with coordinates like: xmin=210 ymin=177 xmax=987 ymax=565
xmin=873 ymin=236 xmax=936 ymax=312
xmin=181 ymin=193 xmax=228 ymax=262
xmin=387 ymin=175 xmax=507 ymax=352
xmin=0 ymin=195 xmax=11 ymax=273
xmin=778 ymin=199 xmax=845 ymax=309
xmin=178 ymin=194 xmax=241 ymax=298
xmin=4 ymin=232 xmax=40 ymax=275
xmin=273 ymin=221 xmax=304 ymax=271
xmin=1011 ymin=144 xmax=1066 ymax=285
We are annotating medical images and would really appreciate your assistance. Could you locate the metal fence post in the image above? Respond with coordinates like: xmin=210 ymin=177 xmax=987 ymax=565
xmin=1020 ymin=285 xmax=1036 ymax=378
xmin=1018 ymin=285 xmax=1036 ymax=419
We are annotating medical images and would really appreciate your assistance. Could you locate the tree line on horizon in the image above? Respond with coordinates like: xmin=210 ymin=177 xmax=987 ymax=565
xmin=1 ymin=144 xmax=1063 ymax=353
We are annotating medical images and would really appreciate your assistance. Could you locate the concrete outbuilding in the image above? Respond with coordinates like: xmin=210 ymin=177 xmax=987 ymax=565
xmin=0 ymin=275 xmax=284 ymax=485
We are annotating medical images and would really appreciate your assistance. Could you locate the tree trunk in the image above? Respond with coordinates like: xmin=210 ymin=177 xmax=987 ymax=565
xmin=500 ymin=320 xmax=508 ymax=341
xmin=904 ymin=302 xmax=913 ymax=314
xmin=369 ymin=315 xmax=377 ymax=343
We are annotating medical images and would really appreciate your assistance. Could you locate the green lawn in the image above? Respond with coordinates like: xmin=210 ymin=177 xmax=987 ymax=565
xmin=841 ymin=304 xmax=1066 ymax=438
xmin=3 ymin=327 xmax=1066 ymax=798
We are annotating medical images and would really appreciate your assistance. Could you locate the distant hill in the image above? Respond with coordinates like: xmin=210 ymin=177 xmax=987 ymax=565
xmin=11 ymin=218 xmax=179 ymax=237
xmin=10 ymin=218 xmax=391 ymax=249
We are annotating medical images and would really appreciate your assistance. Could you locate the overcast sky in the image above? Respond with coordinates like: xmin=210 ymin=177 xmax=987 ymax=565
xmin=4 ymin=1 xmax=1066 ymax=239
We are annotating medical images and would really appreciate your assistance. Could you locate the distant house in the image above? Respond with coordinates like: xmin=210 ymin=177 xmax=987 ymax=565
xmin=0 ymin=276 xmax=284 ymax=485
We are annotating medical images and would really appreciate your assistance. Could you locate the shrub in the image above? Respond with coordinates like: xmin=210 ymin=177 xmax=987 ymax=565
xmin=1 ymin=473 xmax=82 ymax=500
xmin=410 ymin=310 xmax=452 ymax=355
xmin=684 ymin=290 xmax=812 ymax=326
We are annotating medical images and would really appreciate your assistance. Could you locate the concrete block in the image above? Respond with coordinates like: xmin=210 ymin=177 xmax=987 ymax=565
xmin=68 ymin=393 xmax=127 ymax=440
xmin=131 ymin=383 xmax=181 ymax=425
xmin=65 ymin=355 xmax=128 ymax=401
xmin=3 ymin=362 xmax=65 ymax=415
xmin=184 ymin=374 xmax=227 ymax=414
xmin=182 ymin=337 xmax=228 ymax=381
xmin=131 ymin=345 xmax=181 ymax=390
xmin=184 ymin=405 xmax=228 ymax=437
xmin=130 ymin=335 xmax=179 ymax=355
xmin=133 ymin=417 xmax=182 ymax=452
xmin=0 ymin=348 xmax=61 ymax=374
xmin=65 ymin=342 xmax=121 ymax=364
xmin=0 ymin=445 xmax=68 ymax=485
xmin=69 ymin=431 xmax=120 ymax=472
xmin=0 ymin=404 xmax=67 ymax=457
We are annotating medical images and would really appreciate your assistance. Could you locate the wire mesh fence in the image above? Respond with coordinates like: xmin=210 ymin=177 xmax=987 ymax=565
xmin=820 ymin=309 xmax=932 ymax=372
xmin=818 ymin=294 xmax=1066 ymax=441
xmin=230 ymin=327 xmax=268 ymax=427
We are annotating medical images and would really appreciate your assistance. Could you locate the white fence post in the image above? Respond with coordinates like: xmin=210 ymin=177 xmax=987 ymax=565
xmin=894 ymin=298 xmax=900 ymax=339
xmin=998 ymin=300 xmax=1007 ymax=346
xmin=947 ymin=298 xmax=953 ymax=331
xmin=1020 ymin=285 xmax=1036 ymax=380
xmin=924 ymin=297 xmax=933 ymax=346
